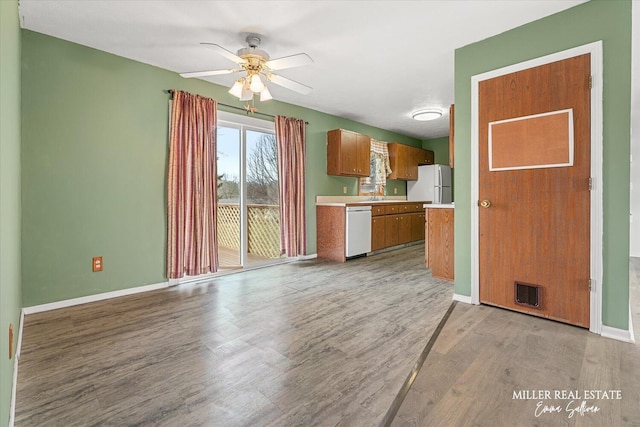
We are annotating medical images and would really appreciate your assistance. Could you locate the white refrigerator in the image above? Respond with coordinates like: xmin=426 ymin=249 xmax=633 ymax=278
xmin=407 ymin=164 xmax=452 ymax=204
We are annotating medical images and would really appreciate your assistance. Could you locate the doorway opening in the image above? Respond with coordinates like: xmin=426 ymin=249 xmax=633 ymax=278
xmin=216 ymin=111 xmax=285 ymax=269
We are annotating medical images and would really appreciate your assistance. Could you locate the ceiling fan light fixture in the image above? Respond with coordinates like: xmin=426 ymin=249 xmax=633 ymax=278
xmin=412 ymin=109 xmax=442 ymax=121
xmin=249 ymin=74 xmax=264 ymax=93
xmin=260 ymin=86 xmax=273 ymax=102
xmin=186 ymin=34 xmax=313 ymax=103
xmin=240 ymin=84 xmax=254 ymax=101
xmin=228 ymin=79 xmax=244 ymax=98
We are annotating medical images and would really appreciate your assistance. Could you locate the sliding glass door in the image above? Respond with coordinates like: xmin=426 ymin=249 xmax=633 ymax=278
xmin=216 ymin=113 xmax=283 ymax=269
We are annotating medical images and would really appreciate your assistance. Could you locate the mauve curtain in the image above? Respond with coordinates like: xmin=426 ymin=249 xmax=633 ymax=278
xmin=275 ymin=115 xmax=306 ymax=257
xmin=167 ymin=90 xmax=218 ymax=278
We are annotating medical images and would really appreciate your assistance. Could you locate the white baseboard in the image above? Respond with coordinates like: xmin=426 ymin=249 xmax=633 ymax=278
xmin=297 ymin=253 xmax=317 ymax=260
xmin=22 ymin=281 xmax=169 ymax=315
xmin=627 ymin=303 xmax=635 ymax=343
xmin=453 ymin=293 xmax=474 ymax=304
xmin=601 ymin=324 xmax=635 ymax=343
xmin=9 ymin=309 xmax=24 ymax=427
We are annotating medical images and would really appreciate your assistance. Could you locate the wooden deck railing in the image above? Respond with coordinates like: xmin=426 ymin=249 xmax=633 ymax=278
xmin=217 ymin=203 xmax=282 ymax=259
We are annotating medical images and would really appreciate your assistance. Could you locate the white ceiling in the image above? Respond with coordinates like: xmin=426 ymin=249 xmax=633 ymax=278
xmin=19 ymin=0 xmax=588 ymax=140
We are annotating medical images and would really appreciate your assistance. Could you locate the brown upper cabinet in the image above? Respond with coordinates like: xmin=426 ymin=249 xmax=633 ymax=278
xmin=387 ymin=143 xmax=434 ymax=181
xmin=414 ymin=146 xmax=435 ymax=166
xmin=327 ymin=129 xmax=371 ymax=177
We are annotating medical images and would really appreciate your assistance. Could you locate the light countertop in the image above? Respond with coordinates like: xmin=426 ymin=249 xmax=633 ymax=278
xmin=317 ymin=200 xmax=429 ymax=207
xmin=316 ymin=195 xmax=428 ymax=207
xmin=424 ymin=203 xmax=455 ymax=209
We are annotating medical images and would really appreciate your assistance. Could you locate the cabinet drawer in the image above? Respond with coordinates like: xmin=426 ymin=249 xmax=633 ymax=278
xmin=385 ymin=205 xmax=400 ymax=214
xmin=401 ymin=203 xmax=423 ymax=213
xmin=371 ymin=206 xmax=385 ymax=216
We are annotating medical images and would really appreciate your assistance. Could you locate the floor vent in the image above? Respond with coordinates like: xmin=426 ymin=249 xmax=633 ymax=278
xmin=515 ymin=282 xmax=541 ymax=308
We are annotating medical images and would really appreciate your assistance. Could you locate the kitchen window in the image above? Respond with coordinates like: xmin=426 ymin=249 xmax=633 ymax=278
xmin=358 ymin=139 xmax=391 ymax=196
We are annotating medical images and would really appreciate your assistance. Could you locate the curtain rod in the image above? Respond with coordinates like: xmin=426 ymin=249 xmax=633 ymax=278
xmin=166 ymin=90 xmax=309 ymax=125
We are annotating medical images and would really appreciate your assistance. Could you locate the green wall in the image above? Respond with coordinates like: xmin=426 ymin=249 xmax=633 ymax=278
xmin=422 ymin=136 xmax=454 ymax=200
xmin=422 ymin=136 xmax=450 ymax=165
xmin=20 ymin=30 xmax=421 ymax=307
xmin=454 ymin=0 xmax=631 ymax=329
xmin=0 ymin=0 xmax=22 ymax=424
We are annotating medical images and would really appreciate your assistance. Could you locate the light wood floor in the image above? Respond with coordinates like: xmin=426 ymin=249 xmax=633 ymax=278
xmin=217 ymin=245 xmax=273 ymax=269
xmin=392 ymin=257 xmax=640 ymax=427
xmin=15 ymin=245 xmax=455 ymax=426
xmin=14 ymin=252 xmax=640 ymax=426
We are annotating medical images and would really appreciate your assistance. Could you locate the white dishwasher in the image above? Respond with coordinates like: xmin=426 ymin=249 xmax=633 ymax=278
xmin=345 ymin=206 xmax=372 ymax=258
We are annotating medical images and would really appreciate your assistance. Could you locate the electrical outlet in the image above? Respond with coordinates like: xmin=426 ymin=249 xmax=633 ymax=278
xmin=394 ymin=188 xmax=398 ymax=194
xmin=343 ymin=186 xmax=347 ymax=194
xmin=92 ymin=256 xmax=103 ymax=272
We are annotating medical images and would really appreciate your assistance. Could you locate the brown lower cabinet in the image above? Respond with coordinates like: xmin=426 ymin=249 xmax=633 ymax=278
xmin=317 ymin=202 xmax=428 ymax=263
xmin=373 ymin=202 xmax=427 ymax=251
xmin=425 ymin=207 xmax=454 ymax=280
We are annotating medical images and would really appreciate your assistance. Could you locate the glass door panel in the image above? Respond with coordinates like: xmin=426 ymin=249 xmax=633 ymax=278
xmin=216 ymin=126 xmax=241 ymax=269
xmin=216 ymin=120 xmax=282 ymax=270
xmin=246 ymin=130 xmax=283 ymax=265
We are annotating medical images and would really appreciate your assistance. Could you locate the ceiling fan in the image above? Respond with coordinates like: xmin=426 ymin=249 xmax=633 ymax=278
xmin=180 ymin=34 xmax=313 ymax=102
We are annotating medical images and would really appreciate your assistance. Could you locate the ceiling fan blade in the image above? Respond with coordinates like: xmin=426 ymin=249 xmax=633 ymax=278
xmin=264 ymin=53 xmax=313 ymax=71
xmin=200 ymin=43 xmax=247 ymax=65
xmin=180 ymin=69 xmax=240 ymax=78
xmin=267 ymin=73 xmax=313 ymax=95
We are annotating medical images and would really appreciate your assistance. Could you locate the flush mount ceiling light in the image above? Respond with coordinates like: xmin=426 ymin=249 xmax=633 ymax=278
xmin=180 ymin=34 xmax=313 ymax=102
xmin=412 ymin=109 xmax=443 ymax=121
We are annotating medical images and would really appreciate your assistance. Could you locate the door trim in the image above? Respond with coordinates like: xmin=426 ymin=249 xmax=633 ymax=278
xmin=470 ymin=41 xmax=603 ymax=334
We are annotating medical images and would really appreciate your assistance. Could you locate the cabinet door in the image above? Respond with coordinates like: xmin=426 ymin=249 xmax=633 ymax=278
xmin=415 ymin=148 xmax=435 ymax=165
xmin=411 ymin=212 xmax=426 ymax=241
xmin=326 ymin=129 xmax=370 ymax=177
xmin=398 ymin=215 xmax=412 ymax=244
xmin=385 ymin=215 xmax=399 ymax=247
xmin=340 ymin=130 xmax=358 ymax=175
xmin=402 ymin=146 xmax=418 ymax=180
xmin=356 ymin=134 xmax=371 ymax=176
xmin=371 ymin=216 xmax=386 ymax=251
xmin=388 ymin=143 xmax=420 ymax=180
xmin=387 ymin=143 xmax=400 ymax=179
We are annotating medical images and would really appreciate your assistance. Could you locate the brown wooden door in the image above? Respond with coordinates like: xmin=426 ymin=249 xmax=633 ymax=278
xmin=478 ymin=54 xmax=591 ymax=328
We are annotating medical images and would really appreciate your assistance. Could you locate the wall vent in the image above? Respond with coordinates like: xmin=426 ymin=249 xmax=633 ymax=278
xmin=514 ymin=282 xmax=541 ymax=309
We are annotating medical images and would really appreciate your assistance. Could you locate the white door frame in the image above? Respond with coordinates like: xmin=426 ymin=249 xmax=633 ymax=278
xmin=470 ymin=41 xmax=603 ymax=334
